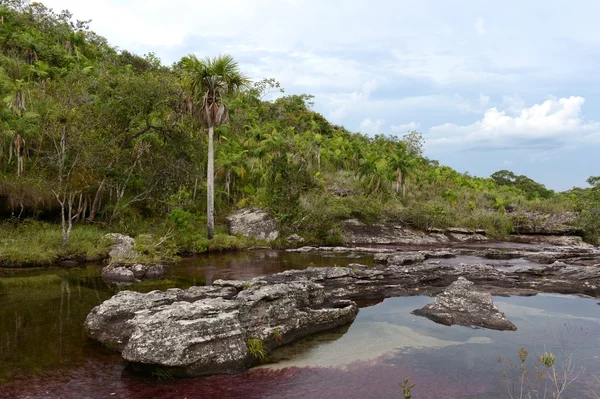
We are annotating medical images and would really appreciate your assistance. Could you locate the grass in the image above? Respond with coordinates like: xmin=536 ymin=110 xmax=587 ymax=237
xmin=0 ymin=221 xmax=110 ymax=267
xmin=246 ymin=337 xmax=268 ymax=361
xmin=0 ymin=217 xmax=264 ymax=269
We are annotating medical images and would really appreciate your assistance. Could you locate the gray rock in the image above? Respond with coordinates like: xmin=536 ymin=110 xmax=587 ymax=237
xmin=287 ymin=234 xmax=305 ymax=243
xmin=512 ymin=211 xmax=579 ymax=235
xmin=387 ymin=253 xmax=426 ymax=266
xmin=412 ymin=277 xmax=517 ymax=331
xmin=85 ymin=280 xmax=358 ymax=376
xmin=342 ymin=219 xmax=449 ymax=245
xmin=449 ymin=233 xmax=488 ymax=242
xmin=101 ymin=263 xmax=167 ymax=284
xmin=226 ymin=208 xmax=279 ymax=242
xmin=104 ymin=233 xmax=138 ymax=260
xmin=85 ymin=286 xmax=242 ymax=352
xmin=446 ymin=227 xmax=475 ymax=234
xmin=288 ymin=246 xmax=395 ymax=254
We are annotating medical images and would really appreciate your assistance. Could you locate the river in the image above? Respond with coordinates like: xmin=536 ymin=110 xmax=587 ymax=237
xmin=1 ymin=248 xmax=600 ymax=398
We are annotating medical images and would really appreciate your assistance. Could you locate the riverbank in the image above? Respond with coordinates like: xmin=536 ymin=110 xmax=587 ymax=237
xmin=0 ymin=211 xmax=595 ymax=270
xmin=0 ymin=221 xmax=267 ymax=269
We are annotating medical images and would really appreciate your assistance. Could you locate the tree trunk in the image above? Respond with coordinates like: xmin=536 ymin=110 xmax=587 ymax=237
xmin=207 ymin=125 xmax=215 ymax=239
xmin=61 ymin=192 xmax=74 ymax=249
xmin=88 ymin=177 xmax=106 ymax=222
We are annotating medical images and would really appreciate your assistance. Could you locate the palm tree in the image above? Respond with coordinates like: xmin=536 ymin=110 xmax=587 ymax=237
xmin=180 ymin=54 xmax=250 ymax=238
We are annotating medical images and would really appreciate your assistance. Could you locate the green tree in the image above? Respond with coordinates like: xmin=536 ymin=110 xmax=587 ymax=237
xmin=180 ymin=54 xmax=250 ymax=239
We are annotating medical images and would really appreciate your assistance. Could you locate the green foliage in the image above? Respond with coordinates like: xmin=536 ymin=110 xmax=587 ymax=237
xmin=150 ymin=367 xmax=174 ymax=382
xmin=131 ymin=233 xmax=178 ymax=264
xmin=246 ymin=337 xmax=267 ymax=362
xmin=399 ymin=200 xmax=453 ymax=230
xmin=0 ymin=221 xmax=109 ymax=266
xmin=0 ymin=1 xmax=596 ymax=256
xmin=398 ymin=377 xmax=416 ymax=399
xmin=491 ymin=169 xmax=554 ymax=200
xmin=208 ymin=234 xmax=259 ymax=252
xmin=572 ymin=177 xmax=600 ymax=244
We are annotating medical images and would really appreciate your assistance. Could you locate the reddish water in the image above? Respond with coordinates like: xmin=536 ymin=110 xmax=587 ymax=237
xmin=2 ymin=249 xmax=600 ymax=399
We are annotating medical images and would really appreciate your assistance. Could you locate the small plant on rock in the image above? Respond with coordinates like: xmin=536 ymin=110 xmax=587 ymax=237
xmin=398 ymin=377 xmax=415 ymax=399
xmin=247 ymin=337 xmax=267 ymax=362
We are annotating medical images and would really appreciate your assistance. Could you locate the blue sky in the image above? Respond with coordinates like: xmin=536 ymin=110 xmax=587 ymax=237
xmin=42 ymin=0 xmax=600 ymax=190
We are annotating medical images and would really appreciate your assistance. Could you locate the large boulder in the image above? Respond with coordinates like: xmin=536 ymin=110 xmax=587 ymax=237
xmin=412 ymin=277 xmax=517 ymax=331
xmin=85 ymin=281 xmax=357 ymax=376
xmin=226 ymin=208 xmax=279 ymax=242
xmin=104 ymin=233 xmax=138 ymax=260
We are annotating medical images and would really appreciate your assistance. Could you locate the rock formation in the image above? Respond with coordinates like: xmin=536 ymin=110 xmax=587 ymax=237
xmin=226 ymin=208 xmax=280 ymax=242
xmin=412 ymin=277 xmax=517 ymax=330
xmin=101 ymin=233 xmax=167 ymax=284
xmin=85 ymin=281 xmax=357 ymax=376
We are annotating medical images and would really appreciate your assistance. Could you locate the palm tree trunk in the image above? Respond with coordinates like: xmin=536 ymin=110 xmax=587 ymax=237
xmin=207 ymin=125 xmax=215 ymax=239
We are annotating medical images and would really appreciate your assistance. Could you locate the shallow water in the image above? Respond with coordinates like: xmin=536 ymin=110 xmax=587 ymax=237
xmin=1 ymin=249 xmax=600 ymax=399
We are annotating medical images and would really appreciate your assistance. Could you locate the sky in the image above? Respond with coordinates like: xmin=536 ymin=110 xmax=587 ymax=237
xmin=41 ymin=0 xmax=600 ymax=191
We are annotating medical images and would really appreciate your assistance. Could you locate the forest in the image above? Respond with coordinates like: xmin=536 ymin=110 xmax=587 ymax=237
xmin=1 ymin=0 xmax=598 ymax=266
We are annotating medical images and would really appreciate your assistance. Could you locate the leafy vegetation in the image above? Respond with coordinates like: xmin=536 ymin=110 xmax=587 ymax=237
xmin=0 ymin=220 xmax=109 ymax=266
xmin=246 ymin=337 xmax=267 ymax=362
xmin=0 ymin=0 xmax=597 ymax=267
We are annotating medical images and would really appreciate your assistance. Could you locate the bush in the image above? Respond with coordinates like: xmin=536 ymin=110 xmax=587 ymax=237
xmin=398 ymin=200 xmax=453 ymax=230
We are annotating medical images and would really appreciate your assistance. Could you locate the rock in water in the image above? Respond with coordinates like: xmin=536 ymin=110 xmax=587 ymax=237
xmin=226 ymin=208 xmax=279 ymax=242
xmin=412 ymin=277 xmax=517 ymax=331
xmin=101 ymin=234 xmax=167 ymax=284
xmin=85 ymin=281 xmax=357 ymax=376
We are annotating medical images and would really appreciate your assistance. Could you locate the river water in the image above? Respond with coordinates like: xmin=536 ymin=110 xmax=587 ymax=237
xmin=1 ymin=248 xmax=600 ymax=398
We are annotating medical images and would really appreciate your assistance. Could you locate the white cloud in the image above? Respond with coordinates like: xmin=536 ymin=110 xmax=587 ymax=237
xmin=502 ymin=95 xmax=526 ymax=115
xmin=426 ymin=96 xmax=600 ymax=151
xmin=475 ymin=17 xmax=486 ymax=36
xmin=479 ymin=93 xmax=491 ymax=108
xmin=360 ymin=118 xmax=384 ymax=134
xmin=390 ymin=122 xmax=420 ymax=133
xmin=327 ymin=80 xmax=378 ymax=123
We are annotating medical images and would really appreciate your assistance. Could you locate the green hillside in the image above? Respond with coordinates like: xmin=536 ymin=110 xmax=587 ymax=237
xmin=0 ymin=1 xmax=598 ymax=265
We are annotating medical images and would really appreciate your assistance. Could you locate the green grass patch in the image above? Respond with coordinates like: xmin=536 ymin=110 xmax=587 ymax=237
xmin=0 ymin=221 xmax=110 ymax=267
xmin=246 ymin=337 xmax=267 ymax=361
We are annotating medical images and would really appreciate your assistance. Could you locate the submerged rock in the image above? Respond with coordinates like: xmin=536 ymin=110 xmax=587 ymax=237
xmin=100 ymin=265 xmax=135 ymax=283
xmin=412 ymin=277 xmax=517 ymax=331
xmin=226 ymin=207 xmax=279 ymax=242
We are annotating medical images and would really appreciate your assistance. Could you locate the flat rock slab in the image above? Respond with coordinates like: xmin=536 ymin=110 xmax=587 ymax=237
xmin=412 ymin=277 xmax=517 ymax=331
xmin=85 ymin=281 xmax=357 ymax=376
